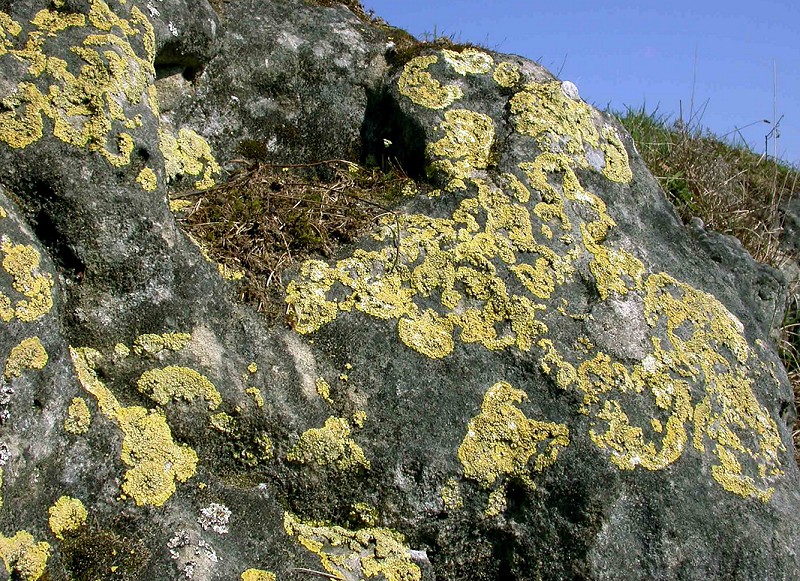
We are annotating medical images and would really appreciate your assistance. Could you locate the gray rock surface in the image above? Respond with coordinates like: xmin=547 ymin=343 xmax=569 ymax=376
xmin=0 ymin=1 xmax=797 ymax=580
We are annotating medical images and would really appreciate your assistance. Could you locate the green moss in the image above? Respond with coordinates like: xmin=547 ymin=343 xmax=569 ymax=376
xmin=64 ymin=397 xmax=92 ymax=435
xmin=70 ymin=347 xmax=198 ymax=507
xmin=4 ymin=336 xmax=47 ymax=379
xmin=60 ymin=525 xmax=149 ymax=581
xmin=137 ymin=365 xmax=222 ymax=410
xmin=284 ymin=512 xmax=421 ymax=581
xmin=286 ymin=416 xmax=370 ymax=471
xmin=48 ymin=496 xmax=88 ymax=540
xmin=0 ymin=531 xmax=50 ymax=581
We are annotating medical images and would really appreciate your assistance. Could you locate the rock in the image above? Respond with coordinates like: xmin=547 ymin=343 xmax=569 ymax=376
xmin=165 ymin=0 xmax=391 ymax=164
xmin=0 ymin=1 xmax=797 ymax=580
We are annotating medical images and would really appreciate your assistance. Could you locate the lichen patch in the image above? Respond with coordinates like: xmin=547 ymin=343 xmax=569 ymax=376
xmin=137 ymin=365 xmax=222 ymax=410
xmin=4 ymin=336 xmax=47 ymax=379
xmin=0 ymin=531 xmax=50 ymax=581
xmin=64 ymin=397 xmax=91 ymax=435
xmin=286 ymin=416 xmax=370 ymax=471
xmin=48 ymin=496 xmax=87 ymax=540
xmin=284 ymin=512 xmax=421 ymax=581
xmin=70 ymin=347 xmax=198 ymax=507
xmin=458 ymin=382 xmax=569 ymax=512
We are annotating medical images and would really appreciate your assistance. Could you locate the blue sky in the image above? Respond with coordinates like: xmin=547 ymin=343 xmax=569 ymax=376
xmin=362 ymin=0 xmax=800 ymax=166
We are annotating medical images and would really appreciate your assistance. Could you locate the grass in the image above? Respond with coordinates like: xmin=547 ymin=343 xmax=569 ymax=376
xmin=613 ymin=105 xmax=800 ymax=462
xmin=174 ymin=149 xmax=411 ymax=321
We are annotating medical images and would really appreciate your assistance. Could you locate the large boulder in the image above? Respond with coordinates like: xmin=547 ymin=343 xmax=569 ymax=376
xmin=0 ymin=1 xmax=797 ymax=580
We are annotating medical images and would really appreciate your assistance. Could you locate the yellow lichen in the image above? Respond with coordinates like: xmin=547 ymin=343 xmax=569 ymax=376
xmin=247 ymin=362 xmax=258 ymax=374
xmin=510 ymin=81 xmax=599 ymax=157
xmin=440 ymin=477 xmax=463 ymax=511
xmin=255 ymin=432 xmax=274 ymax=460
xmin=159 ymin=127 xmax=221 ymax=190
xmin=284 ymin=55 xmax=785 ymax=504
xmin=0 ymin=2 xmax=156 ymax=168
xmin=48 ymin=496 xmax=87 ymax=540
xmin=131 ymin=332 xmax=192 ymax=356
xmin=217 ymin=262 xmax=245 ymax=281
xmin=169 ymin=199 xmax=193 ymax=213
xmin=398 ymin=54 xmax=463 ymax=110
xmin=484 ymin=486 xmax=507 ymax=517
xmin=350 ymin=502 xmax=379 ymax=527
xmin=1 ymin=240 xmax=54 ymax=322
xmin=135 ymin=167 xmax=157 ymax=191
xmin=284 ymin=512 xmax=421 ymax=581
xmin=397 ymin=309 xmax=455 ymax=359
xmin=113 ymin=342 xmax=130 ymax=358
xmin=241 ymin=570 xmax=276 ymax=581
xmin=286 ymin=416 xmax=370 ymax=471
xmin=352 ymin=410 xmax=367 ymax=428
xmin=600 ymin=126 xmax=633 ymax=183
xmin=426 ymin=109 xmax=494 ymax=190
xmin=70 ymin=347 xmax=198 ymax=507
xmin=4 ymin=336 xmax=47 ymax=379
xmin=458 ymin=382 xmax=569 ymax=513
xmin=315 ymin=377 xmax=333 ymax=404
xmin=246 ymin=387 xmax=264 ymax=408
xmin=493 ymin=62 xmax=521 ymax=88
xmin=64 ymin=397 xmax=91 ymax=435
xmin=209 ymin=412 xmax=237 ymax=433
xmin=137 ymin=366 xmax=221 ymax=410
xmin=442 ymin=48 xmax=494 ymax=75
xmin=0 ymin=531 xmax=50 ymax=581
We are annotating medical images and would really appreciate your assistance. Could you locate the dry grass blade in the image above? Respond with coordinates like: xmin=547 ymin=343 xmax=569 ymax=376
xmin=174 ymin=158 xmax=410 ymax=321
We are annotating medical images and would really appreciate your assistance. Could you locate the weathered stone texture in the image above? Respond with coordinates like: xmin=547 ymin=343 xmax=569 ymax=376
xmin=0 ymin=1 xmax=797 ymax=580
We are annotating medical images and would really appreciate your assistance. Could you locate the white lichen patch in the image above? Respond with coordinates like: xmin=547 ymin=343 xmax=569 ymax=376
xmin=198 ymin=503 xmax=231 ymax=534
